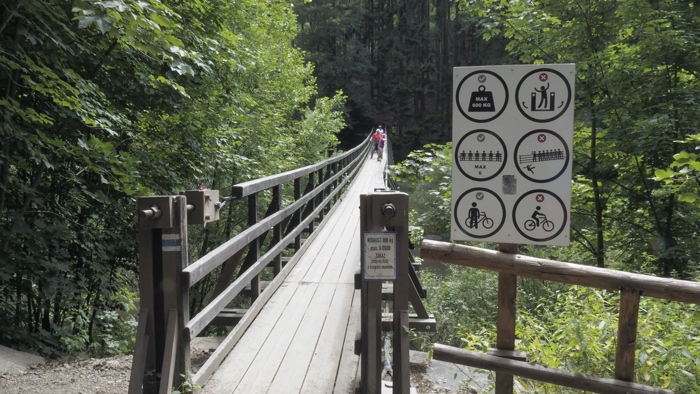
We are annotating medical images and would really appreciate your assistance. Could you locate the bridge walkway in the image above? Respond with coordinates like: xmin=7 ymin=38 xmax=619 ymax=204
xmin=202 ymin=153 xmax=387 ymax=393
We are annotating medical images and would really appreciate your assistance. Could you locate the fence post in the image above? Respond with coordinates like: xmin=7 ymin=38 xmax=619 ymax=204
xmin=615 ymin=288 xmax=641 ymax=382
xmin=495 ymin=243 xmax=519 ymax=394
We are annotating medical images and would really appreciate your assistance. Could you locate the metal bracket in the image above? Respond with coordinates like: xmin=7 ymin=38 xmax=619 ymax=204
xmin=184 ymin=189 xmax=221 ymax=226
xmin=138 ymin=196 xmax=174 ymax=229
xmin=368 ymin=192 xmax=408 ymax=227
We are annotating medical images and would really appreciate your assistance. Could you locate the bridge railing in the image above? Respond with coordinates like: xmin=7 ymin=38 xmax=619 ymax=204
xmin=130 ymin=133 xmax=373 ymax=393
xmin=421 ymin=240 xmax=700 ymax=394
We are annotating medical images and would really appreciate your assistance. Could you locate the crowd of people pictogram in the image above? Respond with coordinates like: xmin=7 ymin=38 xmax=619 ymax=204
xmin=458 ymin=150 xmax=502 ymax=162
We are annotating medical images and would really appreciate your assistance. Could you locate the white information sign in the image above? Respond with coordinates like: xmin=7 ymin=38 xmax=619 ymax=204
xmin=451 ymin=64 xmax=575 ymax=245
xmin=362 ymin=232 xmax=397 ymax=281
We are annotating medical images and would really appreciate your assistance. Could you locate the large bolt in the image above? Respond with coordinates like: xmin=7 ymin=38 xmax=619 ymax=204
xmin=381 ymin=203 xmax=396 ymax=218
xmin=139 ymin=206 xmax=162 ymax=220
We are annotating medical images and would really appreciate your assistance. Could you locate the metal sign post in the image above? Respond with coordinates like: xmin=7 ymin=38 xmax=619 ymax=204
xmin=360 ymin=191 xmax=410 ymax=394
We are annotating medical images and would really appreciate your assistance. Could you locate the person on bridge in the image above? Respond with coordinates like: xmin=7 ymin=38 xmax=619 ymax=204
xmin=376 ymin=132 xmax=386 ymax=161
xmin=370 ymin=128 xmax=382 ymax=158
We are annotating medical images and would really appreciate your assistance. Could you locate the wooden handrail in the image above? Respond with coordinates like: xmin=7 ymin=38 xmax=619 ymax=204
xmin=421 ymin=239 xmax=698 ymax=394
xmin=183 ymin=139 xmax=372 ymax=287
xmin=232 ymin=135 xmax=369 ymax=198
xmin=433 ymin=344 xmax=673 ymax=394
xmin=420 ymin=240 xmax=700 ymax=304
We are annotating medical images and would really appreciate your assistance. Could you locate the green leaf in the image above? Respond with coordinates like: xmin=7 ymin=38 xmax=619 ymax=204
xmin=678 ymin=193 xmax=697 ymax=203
xmin=654 ymin=169 xmax=673 ymax=180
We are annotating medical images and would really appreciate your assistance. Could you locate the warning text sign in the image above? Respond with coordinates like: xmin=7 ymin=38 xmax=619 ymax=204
xmin=362 ymin=232 xmax=397 ymax=281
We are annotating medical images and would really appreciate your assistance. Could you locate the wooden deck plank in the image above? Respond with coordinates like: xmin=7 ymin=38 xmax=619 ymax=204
xmin=303 ymin=210 xmax=358 ymax=284
xmin=335 ymin=226 xmax=362 ymax=285
xmin=300 ymin=283 xmax=356 ymax=393
xmin=285 ymin=191 xmax=354 ymax=283
xmin=331 ymin=288 xmax=362 ymax=394
xmin=232 ymin=282 xmax=317 ymax=393
xmin=199 ymin=282 xmax=299 ymax=394
xmin=266 ymin=283 xmax=339 ymax=392
xmin=319 ymin=222 xmax=359 ymax=285
xmin=297 ymin=159 xmax=374 ymax=285
xmin=201 ymin=155 xmax=387 ymax=393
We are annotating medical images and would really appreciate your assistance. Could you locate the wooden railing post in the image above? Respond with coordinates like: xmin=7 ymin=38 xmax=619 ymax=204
xmin=131 ymin=195 xmax=190 ymax=393
xmin=495 ymin=243 xmax=519 ymax=394
xmin=616 ymin=288 xmax=641 ymax=382
xmin=360 ymin=191 xmax=411 ymax=394
xmin=271 ymin=185 xmax=282 ymax=275
xmin=247 ymin=193 xmax=261 ymax=301
xmin=307 ymin=172 xmax=316 ymax=233
xmin=161 ymin=195 xmax=190 ymax=390
xmin=318 ymin=167 xmax=325 ymax=220
xmin=293 ymin=178 xmax=302 ymax=251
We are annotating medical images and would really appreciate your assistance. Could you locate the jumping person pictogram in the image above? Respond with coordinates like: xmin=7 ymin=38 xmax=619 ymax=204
xmin=535 ymin=83 xmax=550 ymax=109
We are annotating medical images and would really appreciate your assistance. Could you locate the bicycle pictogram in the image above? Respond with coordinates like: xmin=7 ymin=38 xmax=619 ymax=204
xmin=465 ymin=211 xmax=494 ymax=229
xmin=524 ymin=214 xmax=554 ymax=232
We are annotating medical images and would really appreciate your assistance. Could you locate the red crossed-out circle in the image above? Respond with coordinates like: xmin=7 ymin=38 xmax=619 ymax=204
xmin=537 ymin=134 xmax=547 ymax=143
xmin=535 ymin=194 xmax=545 ymax=203
xmin=539 ymin=73 xmax=548 ymax=82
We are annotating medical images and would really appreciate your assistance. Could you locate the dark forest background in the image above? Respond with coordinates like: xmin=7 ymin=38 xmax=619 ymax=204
xmin=293 ymin=0 xmax=512 ymax=158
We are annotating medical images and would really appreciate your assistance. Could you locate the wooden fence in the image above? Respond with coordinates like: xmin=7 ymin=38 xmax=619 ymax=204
xmin=421 ymin=240 xmax=700 ymax=394
xmin=129 ymin=135 xmax=371 ymax=393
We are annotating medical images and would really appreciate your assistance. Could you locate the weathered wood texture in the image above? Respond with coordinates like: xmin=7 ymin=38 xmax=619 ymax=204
xmin=616 ymin=288 xmax=641 ymax=382
xmin=433 ymin=344 xmax=674 ymax=394
xmin=420 ymin=240 xmax=700 ymax=304
xmin=201 ymin=150 xmax=387 ymax=393
xmin=495 ymin=243 xmax=518 ymax=394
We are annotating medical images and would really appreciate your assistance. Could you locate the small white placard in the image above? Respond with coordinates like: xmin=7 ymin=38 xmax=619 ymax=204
xmin=362 ymin=232 xmax=397 ymax=281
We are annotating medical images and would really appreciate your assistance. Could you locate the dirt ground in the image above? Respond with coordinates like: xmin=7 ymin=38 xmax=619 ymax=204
xmin=0 ymin=348 xmax=212 ymax=394
xmin=0 ymin=350 xmax=468 ymax=394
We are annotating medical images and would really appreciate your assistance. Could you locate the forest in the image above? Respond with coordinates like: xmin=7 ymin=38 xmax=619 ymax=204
xmin=1 ymin=0 xmax=699 ymax=392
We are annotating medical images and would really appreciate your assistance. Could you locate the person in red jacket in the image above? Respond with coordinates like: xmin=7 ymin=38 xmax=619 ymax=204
xmin=370 ymin=128 xmax=382 ymax=158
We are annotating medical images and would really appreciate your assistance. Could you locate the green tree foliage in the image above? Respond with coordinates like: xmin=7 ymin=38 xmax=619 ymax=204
xmin=389 ymin=143 xmax=452 ymax=238
xmin=465 ymin=0 xmax=700 ymax=277
xmin=0 ymin=0 xmax=344 ymax=356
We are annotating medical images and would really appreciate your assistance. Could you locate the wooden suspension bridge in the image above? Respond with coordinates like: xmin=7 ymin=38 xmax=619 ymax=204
xmin=130 ymin=133 xmax=700 ymax=394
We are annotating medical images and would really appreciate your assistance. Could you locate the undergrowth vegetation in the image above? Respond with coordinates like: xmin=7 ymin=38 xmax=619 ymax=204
xmin=394 ymin=141 xmax=700 ymax=392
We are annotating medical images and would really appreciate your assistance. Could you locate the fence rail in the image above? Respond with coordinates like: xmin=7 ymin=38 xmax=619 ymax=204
xmin=421 ymin=239 xmax=700 ymax=394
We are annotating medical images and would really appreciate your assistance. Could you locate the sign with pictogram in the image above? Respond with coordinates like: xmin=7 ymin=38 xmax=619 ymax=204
xmin=451 ymin=64 xmax=575 ymax=245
